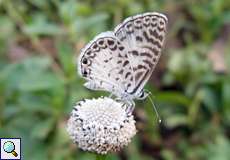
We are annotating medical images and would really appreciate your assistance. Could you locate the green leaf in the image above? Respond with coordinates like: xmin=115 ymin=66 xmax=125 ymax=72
xmin=165 ymin=114 xmax=188 ymax=128
xmin=23 ymin=137 xmax=49 ymax=160
xmin=188 ymin=89 xmax=203 ymax=125
xmin=56 ymin=41 xmax=75 ymax=76
xmin=204 ymin=135 xmax=230 ymax=160
xmin=18 ymin=72 xmax=64 ymax=92
xmin=18 ymin=94 xmax=53 ymax=113
xmin=156 ymin=91 xmax=191 ymax=107
xmin=27 ymin=0 xmax=47 ymax=8
xmin=21 ymin=56 xmax=52 ymax=73
xmin=200 ymin=87 xmax=219 ymax=112
xmin=23 ymin=14 xmax=64 ymax=36
xmin=31 ymin=118 xmax=56 ymax=140
xmin=2 ymin=104 xmax=21 ymax=120
xmin=222 ymin=81 xmax=230 ymax=123
xmin=73 ymin=13 xmax=109 ymax=36
xmin=0 ymin=16 xmax=15 ymax=40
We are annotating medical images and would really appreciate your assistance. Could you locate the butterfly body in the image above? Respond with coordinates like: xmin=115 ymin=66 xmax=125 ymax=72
xmin=78 ymin=12 xmax=167 ymax=111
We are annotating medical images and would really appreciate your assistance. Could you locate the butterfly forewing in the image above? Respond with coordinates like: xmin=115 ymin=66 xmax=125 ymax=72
xmin=114 ymin=12 xmax=168 ymax=95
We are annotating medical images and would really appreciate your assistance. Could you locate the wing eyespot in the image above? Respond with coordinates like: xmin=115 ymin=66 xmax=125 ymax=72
xmin=82 ymin=70 xmax=88 ymax=76
xmin=118 ymin=46 xmax=125 ymax=51
xmin=86 ymin=51 xmax=91 ymax=56
xmin=98 ymin=40 xmax=104 ymax=45
xmin=82 ymin=68 xmax=90 ymax=77
xmin=82 ymin=58 xmax=88 ymax=64
xmin=107 ymin=39 xmax=115 ymax=46
xmin=92 ymin=44 xmax=98 ymax=49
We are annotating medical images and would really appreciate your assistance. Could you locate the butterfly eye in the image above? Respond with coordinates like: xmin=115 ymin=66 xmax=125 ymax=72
xmin=138 ymin=91 xmax=148 ymax=100
xmin=140 ymin=91 xmax=145 ymax=98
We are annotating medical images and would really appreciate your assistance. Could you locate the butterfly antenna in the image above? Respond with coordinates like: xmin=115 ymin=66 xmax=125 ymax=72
xmin=145 ymin=90 xmax=162 ymax=123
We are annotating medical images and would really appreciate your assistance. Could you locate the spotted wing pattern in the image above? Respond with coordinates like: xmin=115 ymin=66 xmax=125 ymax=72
xmin=114 ymin=12 xmax=168 ymax=95
xmin=78 ymin=12 xmax=167 ymax=99
xmin=78 ymin=32 xmax=135 ymax=97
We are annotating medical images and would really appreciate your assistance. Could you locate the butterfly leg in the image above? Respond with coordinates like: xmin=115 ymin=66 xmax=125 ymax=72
xmin=127 ymin=100 xmax=135 ymax=115
xmin=121 ymin=100 xmax=135 ymax=115
xmin=114 ymin=98 xmax=135 ymax=115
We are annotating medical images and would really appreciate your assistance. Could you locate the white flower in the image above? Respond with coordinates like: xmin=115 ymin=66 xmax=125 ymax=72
xmin=67 ymin=97 xmax=137 ymax=154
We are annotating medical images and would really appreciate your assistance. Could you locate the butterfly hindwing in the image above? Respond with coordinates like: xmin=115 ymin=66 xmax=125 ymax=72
xmin=78 ymin=32 xmax=136 ymax=96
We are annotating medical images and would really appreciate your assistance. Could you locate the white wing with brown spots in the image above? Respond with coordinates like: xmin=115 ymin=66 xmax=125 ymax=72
xmin=78 ymin=12 xmax=167 ymax=100
xmin=78 ymin=32 xmax=136 ymax=97
xmin=114 ymin=12 xmax=168 ymax=96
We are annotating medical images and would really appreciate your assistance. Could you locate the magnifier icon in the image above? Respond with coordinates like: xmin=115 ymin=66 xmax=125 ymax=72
xmin=3 ymin=141 xmax=18 ymax=157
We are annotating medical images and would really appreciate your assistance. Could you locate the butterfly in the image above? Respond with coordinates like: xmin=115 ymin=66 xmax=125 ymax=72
xmin=78 ymin=12 xmax=167 ymax=113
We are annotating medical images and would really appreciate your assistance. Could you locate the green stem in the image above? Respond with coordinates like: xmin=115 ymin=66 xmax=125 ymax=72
xmin=96 ymin=154 xmax=107 ymax=160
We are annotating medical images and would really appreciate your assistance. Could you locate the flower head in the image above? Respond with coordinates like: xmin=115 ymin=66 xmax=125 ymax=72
xmin=67 ymin=97 xmax=136 ymax=154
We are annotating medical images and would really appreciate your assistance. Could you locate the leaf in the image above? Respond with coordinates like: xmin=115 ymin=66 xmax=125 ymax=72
xmin=223 ymin=11 xmax=230 ymax=23
xmin=23 ymin=137 xmax=49 ymax=160
xmin=222 ymin=81 xmax=230 ymax=123
xmin=0 ymin=56 xmax=59 ymax=93
xmin=165 ymin=114 xmax=188 ymax=128
xmin=156 ymin=91 xmax=191 ymax=107
xmin=1 ymin=56 xmax=52 ymax=81
xmin=5 ymin=113 xmax=39 ymax=137
xmin=18 ymin=94 xmax=53 ymax=113
xmin=0 ymin=16 xmax=15 ymax=39
xmin=58 ymin=0 xmax=77 ymax=24
xmin=2 ymin=104 xmax=21 ymax=121
xmin=18 ymin=72 xmax=64 ymax=92
xmin=31 ymin=118 xmax=56 ymax=140
xmin=56 ymin=41 xmax=75 ymax=76
xmin=161 ymin=149 xmax=176 ymax=160
xmin=23 ymin=14 xmax=64 ymax=36
xmin=0 ymin=62 xmax=20 ymax=91
xmin=21 ymin=56 xmax=52 ymax=73
xmin=27 ymin=0 xmax=47 ymax=8
xmin=204 ymin=135 xmax=230 ymax=160
xmin=57 ymin=0 xmax=91 ymax=24
xmin=188 ymin=89 xmax=203 ymax=125
xmin=73 ymin=13 xmax=109 ymax=36
xmin=200 ymin=87 xmax=219 ymax=112
xmin=167 ymin=51 xmax=186 ymax=75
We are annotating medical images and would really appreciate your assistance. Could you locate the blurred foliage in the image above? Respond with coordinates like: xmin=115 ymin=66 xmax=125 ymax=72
xmin=0 ymin=0 xmax=230 ymax=160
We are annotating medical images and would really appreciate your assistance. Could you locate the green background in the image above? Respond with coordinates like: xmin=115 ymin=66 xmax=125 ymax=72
xmin=0 ymin=0 xmax=230 ymax=159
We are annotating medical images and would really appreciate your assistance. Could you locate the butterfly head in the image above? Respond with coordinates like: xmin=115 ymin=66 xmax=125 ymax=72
xmin=136 ymin=90 xmax=148 ymax=100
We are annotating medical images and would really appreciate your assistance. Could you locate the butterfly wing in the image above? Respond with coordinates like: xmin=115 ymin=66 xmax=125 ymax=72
xmin=78 ymin=32 xmax=135 ymax=97
xmin=114 ymin=12 xmax=168 ymax=96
